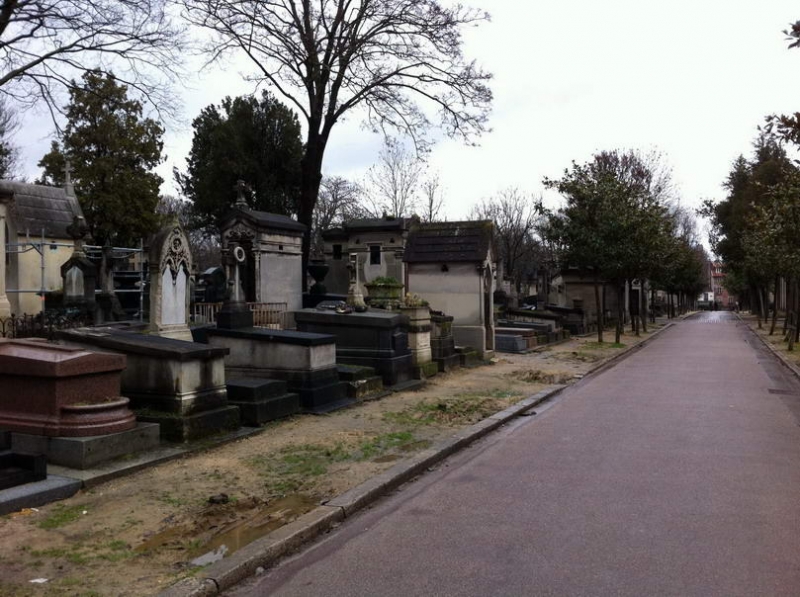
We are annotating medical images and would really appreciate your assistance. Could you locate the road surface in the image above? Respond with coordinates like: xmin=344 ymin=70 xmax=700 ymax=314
xmin=228 ymin=312 xmax=800 ymax=596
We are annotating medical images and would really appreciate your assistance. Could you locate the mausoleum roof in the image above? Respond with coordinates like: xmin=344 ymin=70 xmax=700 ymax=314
xmin=404 ymin=220 xmax=494 ymax=264
xmin=343 ymin=216 xmax=414 ymax=233
xmin=221 ymin=206 xmax=306 ymax=234
xmin=0 ymin=181 xmax=83 ymax=238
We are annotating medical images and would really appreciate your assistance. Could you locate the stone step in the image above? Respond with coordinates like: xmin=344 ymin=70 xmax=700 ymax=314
xmin=435 ymin=354 xmax=461 ymax=373
xmin=344 ymin=375 xmax=387 ymax=402
xmin=0 ymin=450 xmax=46 ymax=491
xmin=458 ymin=350 xmax=481 ymax=368
xmin=231 ymin=393 xmax=300 ymax=426
xmin=227 ymin=378 xmax=290 ymax=402
xmin=414 ymin=361 xmax=439 ymax=380
xmin=336 ymin=364 xmax=379 ymax=382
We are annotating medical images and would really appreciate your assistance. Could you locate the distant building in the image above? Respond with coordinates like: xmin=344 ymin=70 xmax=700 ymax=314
xmin=0 ymin=181 xmax=84 ymax=315
xmin=710 ymin=261 xmax=734 ymax=308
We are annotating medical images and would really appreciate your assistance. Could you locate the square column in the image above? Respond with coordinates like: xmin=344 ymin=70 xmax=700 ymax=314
xmin=0 ymin=198 xmax=11 ymax=317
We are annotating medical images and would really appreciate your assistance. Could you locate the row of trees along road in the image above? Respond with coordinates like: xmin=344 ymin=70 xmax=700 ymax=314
xmin=0 ymin=1 xmax=492 ymax=285
xmin=544 ymin=149 xmax=708 ymax=344
xmin=702 ymin=130 xmax=800 ymax=344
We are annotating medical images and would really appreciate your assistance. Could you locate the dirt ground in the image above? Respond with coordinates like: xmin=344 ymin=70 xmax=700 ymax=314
xmin=0 ymin=324 xmax=665 ymax=597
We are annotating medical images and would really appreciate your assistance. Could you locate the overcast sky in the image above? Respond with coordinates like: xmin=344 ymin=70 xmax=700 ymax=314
xmin=16 ymin=0 xmax=800 ymax=229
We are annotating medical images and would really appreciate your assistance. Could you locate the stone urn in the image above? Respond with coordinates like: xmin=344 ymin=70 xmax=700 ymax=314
xmin=364 ymin=277 xmax=404 ymax=308
xmin=308 ymin=260 xmax=330 ymax=295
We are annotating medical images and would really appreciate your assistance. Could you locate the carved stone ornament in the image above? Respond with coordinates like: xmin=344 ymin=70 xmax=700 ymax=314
xmin=224 ymin=222 xmax=256 ymax=243
xmin=162 ymin=227 xmax=192 ymax=283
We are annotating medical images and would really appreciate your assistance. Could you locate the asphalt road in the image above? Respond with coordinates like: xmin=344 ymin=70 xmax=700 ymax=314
xmin=228 ymin=312 xmax=800 ymax=597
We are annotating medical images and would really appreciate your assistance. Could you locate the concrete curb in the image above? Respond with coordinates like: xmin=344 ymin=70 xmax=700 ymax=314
xmin=737 ymin=315 xmax=800 ymax=381
xmin=157 ymin=324 xmax=674 ymax=596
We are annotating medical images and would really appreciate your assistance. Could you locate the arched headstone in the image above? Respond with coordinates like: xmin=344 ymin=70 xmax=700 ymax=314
xmin=149 ymin=223 xmax=193 ymax=341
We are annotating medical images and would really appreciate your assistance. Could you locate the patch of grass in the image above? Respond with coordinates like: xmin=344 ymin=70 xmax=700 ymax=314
xmin=357 ymin=431 xmax=415 ymax=460
xmin=384 ymin=390 xmax=521 ymax=427
xmin=247 ymin=442 xmax=353 ymax=496
xmin=38 ymin=503 xmax=86 ymax=529
xmin=511 ymin=369 xmax=573 ymax=384
xmin=581 ymin=341 xmax=625 ymax=349
xmin=158 ymin=492 xmax=191 ymax=508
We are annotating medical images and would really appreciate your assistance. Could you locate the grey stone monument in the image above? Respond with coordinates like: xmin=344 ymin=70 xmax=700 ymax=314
xmin=148 ymin=221 xmax=193 ymax=341
xmin=60 ymin=215 xmax=97 ymax=311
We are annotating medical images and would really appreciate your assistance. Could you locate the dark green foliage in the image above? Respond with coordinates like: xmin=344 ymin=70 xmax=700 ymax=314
xmin=175 ymin=91 xmax=303 ymax=230
xmin=37 ymin=71 xmax=164 ymax=246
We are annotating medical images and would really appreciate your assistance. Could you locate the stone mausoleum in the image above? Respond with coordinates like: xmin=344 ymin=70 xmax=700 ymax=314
xmin=404 ymin=220 xmax=497 ymax=358
xmin=0 ymin=180 xmax=83 ymax=316
xmin=219 ymin=184 xmax=305 ymax=311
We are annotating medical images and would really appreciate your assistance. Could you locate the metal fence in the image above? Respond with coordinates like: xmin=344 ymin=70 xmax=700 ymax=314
xmin=0 ymin=311 xmax=92 ymax=341
xmin=192 ymin=302 xmax=288 ymax=329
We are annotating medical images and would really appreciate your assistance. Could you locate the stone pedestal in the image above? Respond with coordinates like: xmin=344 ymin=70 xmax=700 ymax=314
xmin=204 ymin=327 xmax=351 ymax=414
xmin=0 ymin=339 xmax=136 ymax=437
xmin=399 ymin=306 xmax=435 ymax=379
xmin=431 ymin=313 xmax=460 ymax=372
xmin=59 ymin=328 xmax=240 ymax=442
xmin=295 ymin=309 xmax=413 ymax=387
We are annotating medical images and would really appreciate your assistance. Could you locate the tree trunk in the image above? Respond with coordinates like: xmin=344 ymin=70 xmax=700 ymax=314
xmin=770 ymin=274 xmax=779 ymax=335
xmin=641 ymin=280 xmax=648 ymax=333
xmin=594 ymin=276 xmax=603 ymax=343
xmin=298 ymin=131 xmax=328 ymax=291
xmin=615 ymin=283 xmax=623 ymax=344
xmin=783 ymin=276 xmax=791 ymax=336
xmin=755 ymin=285 xmax=763 ymax=329
xmin=790 ymin=279 xmax=799 ymax=351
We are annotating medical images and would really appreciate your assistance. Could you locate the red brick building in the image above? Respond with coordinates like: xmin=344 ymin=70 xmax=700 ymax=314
xmin=710 ymin=261 xmax=735 ymax=308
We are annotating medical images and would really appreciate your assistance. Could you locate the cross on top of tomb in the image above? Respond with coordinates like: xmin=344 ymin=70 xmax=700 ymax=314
xmin=234 ymin=179 xmax=250 ymax=209
xmin=63 ymin=159 xmax=75 ymax=195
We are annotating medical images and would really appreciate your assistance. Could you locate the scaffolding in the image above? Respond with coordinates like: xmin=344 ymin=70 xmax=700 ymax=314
xmin=5 ymin=229 xmax=146 ymax=319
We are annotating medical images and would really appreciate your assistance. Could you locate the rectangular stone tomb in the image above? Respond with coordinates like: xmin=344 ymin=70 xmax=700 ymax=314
xmin=495 ymin=334 xmax=529 ymax=354
xmin=59 ymin=328 xmax=239 ymax=442
xmin=203 ymin=328 xmax=351 ymax=414
xmin=0 ymin=339 xmax=137 ymax=437
xmin=431 ymin=314 xmax=459 ymax=373
xmin=226 ymin=378 xmax=300 ymax=425
xmin=496 ymin=327 xmax=538 ymax=349
xmin=294 ymin=310 xmax=413 ymax=387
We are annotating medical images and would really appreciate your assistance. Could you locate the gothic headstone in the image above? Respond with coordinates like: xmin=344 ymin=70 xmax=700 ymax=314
xmin=60 ymin=215 xmax=97 ymax=311
xmin=148 ymin=222 xmax=193 ymax=341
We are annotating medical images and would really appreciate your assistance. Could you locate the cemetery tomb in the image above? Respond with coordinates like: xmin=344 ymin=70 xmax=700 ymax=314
xmin=0 ymin=339 xmax=135 ymax=437
xmin=203 ymin=327 xmax=351 ymax=414
xmin=295 ymin=309 xmax=414 ymax=388
xmin=59 ymin=327 xmax=240 ymax=442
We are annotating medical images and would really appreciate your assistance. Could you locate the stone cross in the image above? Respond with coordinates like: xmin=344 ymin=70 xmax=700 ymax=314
xmin=63 ymin=159 xmax=75 ymax=196
xmin=234 ymin=180 xmax=249 ymax=209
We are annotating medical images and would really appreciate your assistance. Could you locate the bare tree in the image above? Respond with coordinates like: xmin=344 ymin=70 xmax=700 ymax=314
xmin=312 ymin=175 xmax=367 ymax=255
xmin=0 ymin=96 xmax=19 ymax=178
xmin=364 ymin=138 xmax=424 ymax=217
xmin=420 ymin=171 xmax=446 ymax=222
xmin=470 ymin=188 xmax=542 ymax=293
xmin=179 ymin=0 xmax=493 ymax=286
xmin=0 ymin=0 xmax=186 ymax=120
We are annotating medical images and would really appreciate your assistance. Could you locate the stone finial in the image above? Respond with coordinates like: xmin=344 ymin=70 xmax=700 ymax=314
xmin=66 ymin=215 xmax=89 ymax=255
xmin=234 ymin=180 xmax=250 ymax=209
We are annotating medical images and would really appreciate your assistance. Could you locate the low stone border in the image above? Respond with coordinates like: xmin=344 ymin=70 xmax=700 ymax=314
xmin=158 ymin=322 xmax=676 ymax=596
xmin=737 ymin=314 xmax=800 ymax=380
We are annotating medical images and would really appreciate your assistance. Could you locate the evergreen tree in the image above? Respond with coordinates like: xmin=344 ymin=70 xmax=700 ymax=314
xmin=175 ymin=91 xmax=303 ymax=231
xmin=38 ymin=71 xmax=164 ymax=246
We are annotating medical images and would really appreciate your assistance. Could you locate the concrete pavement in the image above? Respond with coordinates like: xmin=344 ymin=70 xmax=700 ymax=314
xmin=228 ymin=312 xmax=800 ymax=597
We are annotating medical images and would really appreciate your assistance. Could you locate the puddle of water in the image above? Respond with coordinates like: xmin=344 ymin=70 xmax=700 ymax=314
xmin=190 ymin=545 xmax=228 ymax=566
xmin=187 ymin=494 xmax=318 ymax=564
xmin=136 ymin=525 xmax=186 ymax=553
